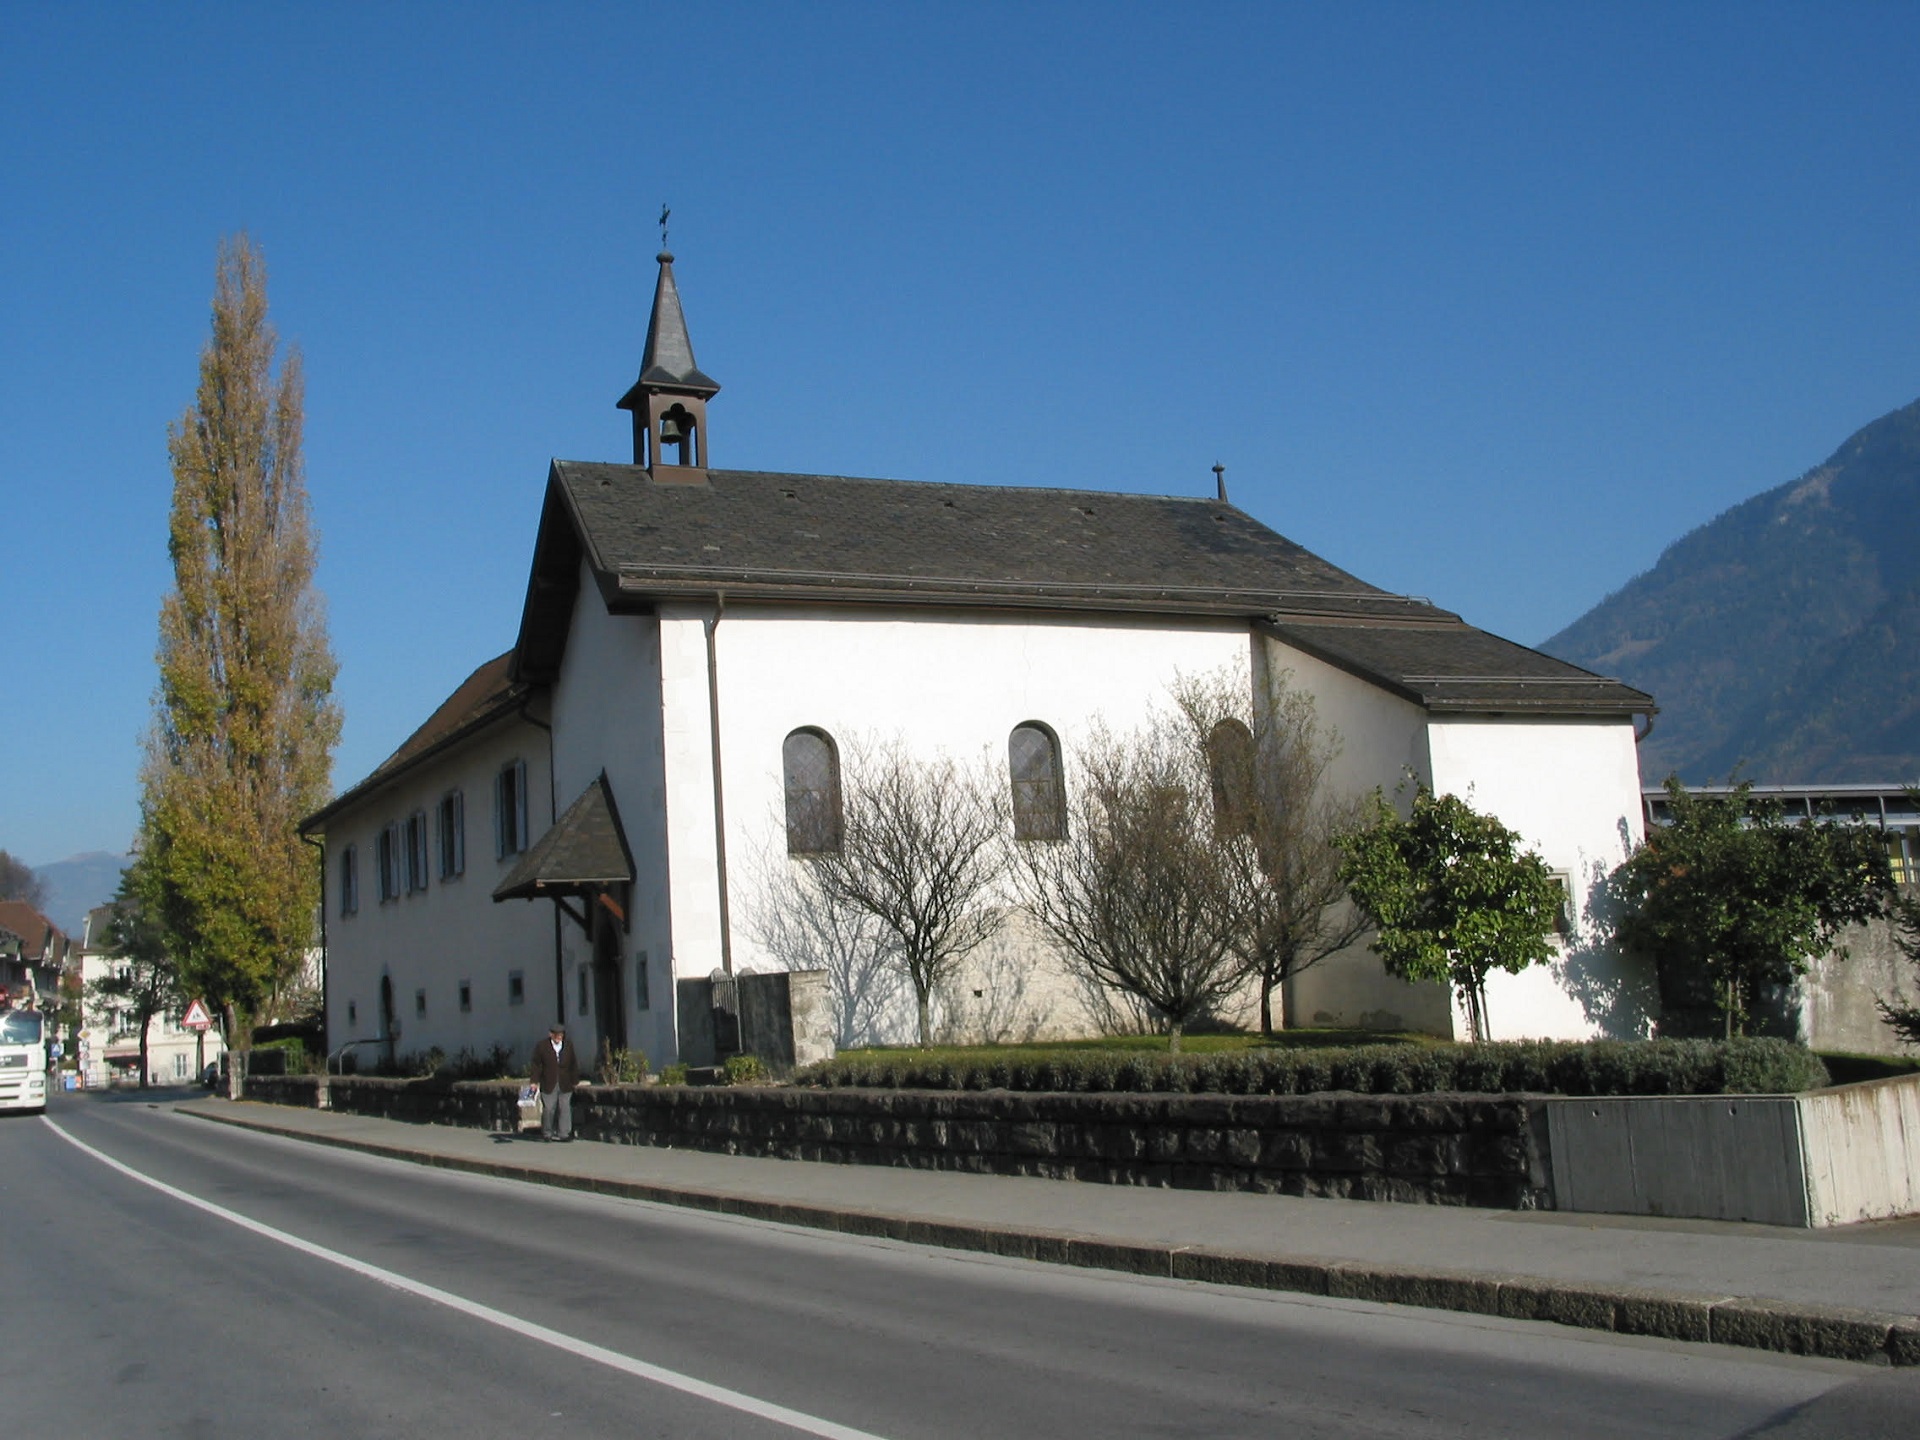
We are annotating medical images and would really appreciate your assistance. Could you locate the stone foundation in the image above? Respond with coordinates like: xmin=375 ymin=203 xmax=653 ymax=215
xmin=243 ymin=1074 xmax=1552 ymax=1209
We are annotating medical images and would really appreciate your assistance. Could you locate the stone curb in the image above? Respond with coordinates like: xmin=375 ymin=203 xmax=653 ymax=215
xmin=179 ymin=1105 xmax=1919 ymax=1368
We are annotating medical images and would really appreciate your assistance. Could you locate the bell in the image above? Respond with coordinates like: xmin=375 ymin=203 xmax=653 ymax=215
xmin=659 ymin=413 xmax=686 ymax=444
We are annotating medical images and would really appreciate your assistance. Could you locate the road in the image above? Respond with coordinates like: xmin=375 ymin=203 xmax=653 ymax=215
xmin=2 ymin=1091 xmax=1912 ymax=1439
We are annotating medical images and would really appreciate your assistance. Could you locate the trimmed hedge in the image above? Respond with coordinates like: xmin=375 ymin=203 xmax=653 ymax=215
xmin=798 ymin=1037 xmax=1830 ymax=1098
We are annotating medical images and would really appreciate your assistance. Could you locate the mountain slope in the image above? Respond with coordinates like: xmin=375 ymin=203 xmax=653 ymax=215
xmin=1543 ymin=397 xmax=1920 ymax=784
xmin=34 ymin=851 xmax=129 ymax=938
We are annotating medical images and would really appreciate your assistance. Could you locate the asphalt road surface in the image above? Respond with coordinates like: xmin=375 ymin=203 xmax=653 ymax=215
xmin=4 ymin=1091 xmax=1914 ymax=1439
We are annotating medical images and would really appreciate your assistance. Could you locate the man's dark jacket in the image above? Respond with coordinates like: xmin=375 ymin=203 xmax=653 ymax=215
xmin=529 ymin=1033 xmax=581 ymax=1092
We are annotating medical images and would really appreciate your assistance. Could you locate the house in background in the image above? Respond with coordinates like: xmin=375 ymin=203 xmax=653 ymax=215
xmin=73 ymin=904 xmax=222 ymax=1086
xmin=303 ymin=251 xmax=1657 ymax=1070
xmin=0 ymin=900 xmax=67 ymax=1006
xmin=1642 ymin=782 xmax=1920 ymax=1056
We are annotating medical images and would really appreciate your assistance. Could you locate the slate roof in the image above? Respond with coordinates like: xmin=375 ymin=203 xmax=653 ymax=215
xmin=618 ymin=252 xmax=719 ymax=404
xmin=301 ymin=652 xmax=528 ymax=833
xmin=493 ymin=774 xmax=633 ymax=902
xmin=1265 ymin=618 xmax=1656 ymax=716
xmin=512 ymin=463 xmax=1652 ymax=717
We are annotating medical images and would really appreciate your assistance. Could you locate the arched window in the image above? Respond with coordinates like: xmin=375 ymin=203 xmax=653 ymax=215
xmin=1206 ymin=719 xmax=1258 ymax=836
xmin=783 ymin=728 xmax=843 ymax=854
xmin=1009 ymin=722 xmax=1066 ymax=841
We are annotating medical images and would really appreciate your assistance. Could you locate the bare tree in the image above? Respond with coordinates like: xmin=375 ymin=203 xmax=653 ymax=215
xmin=809 ymin=741 xmax=1010 ymax=1047
xmin=0 ymin=851 xmax=46 ymax=910
xmin=1014 ymin=716 xmax=1245 ymax=1051
xmin=745 ymin=845 xmax=912 ymax=1047
xmin=1174 ymin=668 xmax=1370 ymax=1033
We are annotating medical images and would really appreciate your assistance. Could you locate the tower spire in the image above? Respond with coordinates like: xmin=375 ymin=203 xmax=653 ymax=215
xmin=618 ymin=243 xmax=719 ymax=477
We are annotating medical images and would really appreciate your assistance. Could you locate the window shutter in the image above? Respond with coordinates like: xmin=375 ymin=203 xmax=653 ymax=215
xmin=515 ymin=760 xmax=529 ymax=851
xmin=493 ymin=768 xmax=505 ymax=859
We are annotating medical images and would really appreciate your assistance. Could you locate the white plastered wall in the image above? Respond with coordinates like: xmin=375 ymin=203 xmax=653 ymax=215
xmin=1426 ymin=716 xmax=1654 ymax=1040
xmin=321 ymin=716 xmax=556 ymax=1071
xmin=547 ymin=567 xmax=675 ymax=1067
xmin=1257 ymin=633 xmax=1455 ymax=1035
xmin=655 ymin=601 xmax=1253 ymax=1046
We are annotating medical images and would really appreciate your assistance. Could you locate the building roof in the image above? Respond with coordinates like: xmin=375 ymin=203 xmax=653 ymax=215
xmin=301 ymin=651 xmax=528 ymax=833
xmin=492 ymin=774 xmax=633 ymax=902
xmin=510 ymin=463 xmax=1652 ymax=717
xmin=0 ymin=901 xmax=63 ymax=961
xmin=1264 ymin=618 xmax=1655 ymax=717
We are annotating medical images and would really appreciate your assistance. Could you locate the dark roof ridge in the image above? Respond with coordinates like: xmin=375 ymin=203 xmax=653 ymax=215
xmin=554 ymin=458 xmax=1249 ymax=509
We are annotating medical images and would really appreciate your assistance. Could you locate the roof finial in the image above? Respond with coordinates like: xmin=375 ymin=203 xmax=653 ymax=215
xmin=1213 ymin=462 xmax=1228 ymax=502
xmin=657 ymin=204 xmax=671 ymax=260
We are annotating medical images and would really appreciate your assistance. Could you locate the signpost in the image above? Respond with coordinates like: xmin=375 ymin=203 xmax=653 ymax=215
xmin=182 ymin=998 xmax=213 ymax=1084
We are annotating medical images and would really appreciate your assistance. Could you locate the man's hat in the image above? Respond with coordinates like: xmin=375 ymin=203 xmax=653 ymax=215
xmin=548 ymin=1022 xmax=566 ymax=1033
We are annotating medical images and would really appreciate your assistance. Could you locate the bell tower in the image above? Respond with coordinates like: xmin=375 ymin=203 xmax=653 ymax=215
xmin=617 ymin=249 xmax=720 ymax=482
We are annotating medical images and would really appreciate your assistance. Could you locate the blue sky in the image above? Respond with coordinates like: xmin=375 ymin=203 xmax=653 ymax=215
xmin=5 ymin=4 xmax=1920 ymax=866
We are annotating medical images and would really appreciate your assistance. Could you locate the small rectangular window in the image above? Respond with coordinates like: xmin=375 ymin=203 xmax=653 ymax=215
xmin=339 ymin=845 xmax=359 ymax=917
xmin=1547 ymin=872 xmax=1574 ymax=938
xmin=508 ymin=970 xmax=525 ymax=1006
xmin=438 ymin=790 xmax=465 ymax=879
xmin=634 ymin=951 xmax=650 ymax=1012
xmin=459 ymin=980 xmax=472 ymax=1014
xmin=578 ymin=967 xmax=590 ymax=1016
xmin=414 ymin=988 xmax=427 ymax=1018
xmin=347 ymin=1000 xmax=358 ymax=1026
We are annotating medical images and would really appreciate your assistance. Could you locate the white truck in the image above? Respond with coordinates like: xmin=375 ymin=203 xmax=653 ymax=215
xmin=0 ymin=1010 xmax=49 ymax=1114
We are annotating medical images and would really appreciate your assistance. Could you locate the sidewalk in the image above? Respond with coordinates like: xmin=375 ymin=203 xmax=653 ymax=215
xmin=174 ymin=1097 xmax=1920 ymax=1367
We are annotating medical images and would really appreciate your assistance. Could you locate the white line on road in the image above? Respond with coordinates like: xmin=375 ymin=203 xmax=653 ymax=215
xmin=42 ymin=1116 xmax=892 ymax=1440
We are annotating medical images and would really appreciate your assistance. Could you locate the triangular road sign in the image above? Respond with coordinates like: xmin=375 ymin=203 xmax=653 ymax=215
xmin=181 ymin=998 xmax=213 ymax=1031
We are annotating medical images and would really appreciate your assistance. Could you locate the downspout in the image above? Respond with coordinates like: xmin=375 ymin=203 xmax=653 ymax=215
xmin=518 ymin=699 xmax=565 ymax=1025
xmin=705 ymin=593 xmax=734 ymax=974
xmin=300 ymin=830 xmax=328 ymax=1062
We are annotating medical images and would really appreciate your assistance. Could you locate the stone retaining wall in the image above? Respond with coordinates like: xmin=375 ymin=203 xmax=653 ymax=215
xmin=242 ymin=1074 xmax=1552 ymax=1208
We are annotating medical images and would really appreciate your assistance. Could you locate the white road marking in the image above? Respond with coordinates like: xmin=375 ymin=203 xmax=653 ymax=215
xmin=43 ymin=1116 xmax=892 ymax=1440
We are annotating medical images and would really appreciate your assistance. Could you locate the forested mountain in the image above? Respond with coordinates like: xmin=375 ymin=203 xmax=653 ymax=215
xmin=1543 ymin=398 xmax=1920 ymax=785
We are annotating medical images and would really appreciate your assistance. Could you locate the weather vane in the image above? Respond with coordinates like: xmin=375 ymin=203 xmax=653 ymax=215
xmin=658 ymin=204 xmax=671 ymax=252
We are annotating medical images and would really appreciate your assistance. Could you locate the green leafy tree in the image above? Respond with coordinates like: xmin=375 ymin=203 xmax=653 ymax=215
xmin=141 ymin=235 xmax=339 ymax=1095
xmin=1337 ymin=787 xmax=1560 ymax=1042
xmin=1613 ymin=777 xmax=1895 ymax=1039
xmin=88 ymin=855 xmax=186 ymax=1089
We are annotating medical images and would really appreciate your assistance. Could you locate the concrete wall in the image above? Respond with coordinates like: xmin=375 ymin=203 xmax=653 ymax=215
xmin=1801 ymin=1075 xmax=1920 ymax=1226
xmin=1548 ymin=1074 xmax=1920 ymax=1227
xmin=322 ymin=714 xmax=556 ymax=1072
xmin=1797 ymin=910 xmax=1920 ymax=1057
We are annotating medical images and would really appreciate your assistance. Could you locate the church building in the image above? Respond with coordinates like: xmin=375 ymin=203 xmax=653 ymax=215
xmin=303 ymin=251 xmax=1656 ymax=1071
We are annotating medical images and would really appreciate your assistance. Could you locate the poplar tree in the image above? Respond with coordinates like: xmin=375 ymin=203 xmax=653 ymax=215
xmin=142 ymin=235 xmax=339 ymax=1091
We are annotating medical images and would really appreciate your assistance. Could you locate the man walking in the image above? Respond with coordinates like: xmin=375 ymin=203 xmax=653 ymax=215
xmin=529 ymin=1021 xmax=581 ymax=1142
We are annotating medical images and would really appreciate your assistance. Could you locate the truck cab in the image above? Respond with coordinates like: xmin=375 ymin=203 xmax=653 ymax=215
xmin=0 ymin=1009 xmax=48 ymax=1114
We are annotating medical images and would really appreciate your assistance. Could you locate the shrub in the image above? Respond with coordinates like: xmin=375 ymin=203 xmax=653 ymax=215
xmin=724 ymin=1054 xmax=767 ymax=1085
xmin=596 ymin=1046 xmax=649 ymax=1085
xmin=795 ymin=1037 xmax=1829 ymax=1098
xmin=659 ymin=1063 xmax=690 ymax=1086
